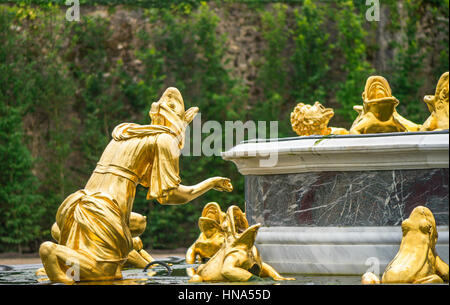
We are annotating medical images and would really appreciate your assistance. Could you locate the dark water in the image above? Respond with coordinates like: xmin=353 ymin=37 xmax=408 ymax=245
xmin=0 ymin=258 xmax=362 ymax=285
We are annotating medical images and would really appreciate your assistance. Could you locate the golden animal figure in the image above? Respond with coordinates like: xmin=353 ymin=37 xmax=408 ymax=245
xmin=290 ymin=101 xmax=349 ymax=136
xmin=362 ymin=206 xmax=449 ymax=284
xmin=350 ymin=76 xmax=421 ymax=134
xmin=420 ymin=72 xmax=449 ymax=131
xmin=38 ymin=87 xmax=233 ymax=284
xmin=189 ymin=205 xmax=295 ymax=282
xmin=186 ymin=202 xmax=227 ymax=264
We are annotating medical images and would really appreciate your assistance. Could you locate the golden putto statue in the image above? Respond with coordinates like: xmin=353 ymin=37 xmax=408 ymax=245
xmin=362 ymin=206 xmax=449 ymax=284
xmin=38 ymin=87 xmax=233 ymax=283
xmin=188 ymin=205 xmax=295 ymax=282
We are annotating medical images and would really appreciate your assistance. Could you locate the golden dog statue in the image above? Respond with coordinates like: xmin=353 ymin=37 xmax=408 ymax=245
xmin=420 ymin=72 xmax=449 ymax=131
xmin=38 ymin=87 xmax=233 ymax=283
xmin=290 ymin=101 xmax=349 ymax=136
xmin=189 ymin=205 xmax=295 ymax=282
xmin=362 ymin=206 xmax=449 ymax=284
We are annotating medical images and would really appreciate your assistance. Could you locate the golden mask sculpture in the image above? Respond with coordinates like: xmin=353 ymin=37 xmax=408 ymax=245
xmin=290 ymin=101 xmax=349 ymax=136
xmin=38 ymin=87 xmax=233 ymax=283
xmin=186 ymin=202 xmax=227 ymax=265
xmin=420 ymin=72 xmax=449 ymax=131
xmin=350 ymin=76 xmax=421 ymax=134
xmin=362 ymin=206 xmax=449 ymax=284
xmin=188 ymin=205 xmax=295 ymax=282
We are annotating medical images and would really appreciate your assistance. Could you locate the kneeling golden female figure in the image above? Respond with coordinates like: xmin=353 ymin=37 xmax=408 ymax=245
xmin=39 ymin=87 xmax=233 ymax=283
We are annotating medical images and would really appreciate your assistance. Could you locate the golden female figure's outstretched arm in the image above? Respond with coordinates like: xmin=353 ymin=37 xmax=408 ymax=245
xmin=158 ymin=177 xmax=233 ymax=205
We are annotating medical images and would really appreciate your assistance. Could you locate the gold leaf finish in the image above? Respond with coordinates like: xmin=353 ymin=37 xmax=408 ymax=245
xmin=189 ymin=205 xmax=295 ymax=282
xmin=38 ymin=87 xmax=233 ymax=283
xmin=362 ymin=206 xmax=449 ymax=284
xmin=290 ymin=101 xmax=349 ymax=136
xmin=421 ymin=72 xmax=449 ymax=131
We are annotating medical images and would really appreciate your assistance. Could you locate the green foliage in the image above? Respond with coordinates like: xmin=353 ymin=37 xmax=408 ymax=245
xmin=0 ymin=7 xmax=43 ymax=252
xmin=333 ymin=0 xmax=375 ymax=123
xmin=256 ymin=3 xmax=289 ymax=126
xmin=290 ymin=0 xmax=332 ymax=104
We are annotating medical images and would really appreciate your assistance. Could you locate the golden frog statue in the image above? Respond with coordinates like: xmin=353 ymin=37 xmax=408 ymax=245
xmin=350 ymin=76 xmax=421 ymax=134
xmin=420 ymin=72 xmax=449 ymax=131
xmin=38 ymin=87 xmax=233 ymax=283
xmin=188 ymin=205 xmax=295 ymax=282
xmin=362 ymin=206 xmax=449 ymax=284
xmin=290 ymin=101 xmax=349 ymax=136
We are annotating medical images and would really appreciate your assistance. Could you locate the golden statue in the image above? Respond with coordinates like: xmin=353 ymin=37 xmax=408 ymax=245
xmin=350 ymin=76 xmax=421 ymax=134
xmin=362 ymin=206 xmax=449 ymax=284
xmin=420 ymin=72 xmax=449 ymax=131
xmin=38 ymin=87 xmax=233 ymax=283
xmin=290 ymin=101 xmax=349 ymax=136
xmin=188 ymin=205 xmax=295 ymax=282
xmin=186 ymin=202 xmax=226 ymax=265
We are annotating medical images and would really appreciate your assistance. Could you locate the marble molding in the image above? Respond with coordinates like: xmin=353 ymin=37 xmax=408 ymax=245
xmin=255 ymin=226 xmax=449 ymax=275
xmin=222 ymin=131 xmax=449 ymax=175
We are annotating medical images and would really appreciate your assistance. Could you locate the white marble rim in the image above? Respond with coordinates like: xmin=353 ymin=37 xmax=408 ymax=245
xmin=222 ymin=132 xmax=449 ymax=159
xmin=221 ymin=132 xmax=449 ymax=174
xmin=255 ymin=226 xmax=450 ymax=245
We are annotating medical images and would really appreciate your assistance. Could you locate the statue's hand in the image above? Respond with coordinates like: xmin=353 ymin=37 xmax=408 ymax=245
xmin=212 ymin=177 xmax=233 ymax=192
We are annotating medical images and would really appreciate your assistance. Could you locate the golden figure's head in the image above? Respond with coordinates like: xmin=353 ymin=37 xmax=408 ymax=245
xmin=149 ymin=87 xmax=199 ymax=147
xmin=424 ymin=72 xmax=449 ymax=113
xmin=290 ymin=101 xmax=335 ymax=136
xmin=197 ymin=202 xmax=226 ymax=245
xmin=223 ymin=205 xmax=249 ymax=238
xmin=421 ymin=72 xmax=449 ymax=132
xmin=150 ymin=87 xmax=199 ymax=129
xmin=401 ymin=206 xmax=438 ymax=248
xmin=201 ymin=202 xmax=226 ymax=225
xmin=362 ymin=76 xmax=399 ymax=121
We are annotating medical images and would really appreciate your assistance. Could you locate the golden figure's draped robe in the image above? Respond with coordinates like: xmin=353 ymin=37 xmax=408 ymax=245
xmin=55 ymin=123 xmax=181 ymax=264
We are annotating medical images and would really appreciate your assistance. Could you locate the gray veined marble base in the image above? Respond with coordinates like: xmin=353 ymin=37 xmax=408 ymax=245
xmin=255 ymin=226 xmax=449 ymax=275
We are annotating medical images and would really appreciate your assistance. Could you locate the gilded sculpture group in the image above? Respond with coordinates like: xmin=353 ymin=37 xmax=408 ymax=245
xmin=290 ymin=72 xmax=449 ymax=136
xmin=37 ymin=72 xmax=449 ymax=284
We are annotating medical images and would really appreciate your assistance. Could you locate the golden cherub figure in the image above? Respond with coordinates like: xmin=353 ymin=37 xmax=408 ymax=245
xmin=188 ymin=205 xmax=295 ymax=282
xmin=350 ymin=76 xmax=421 ymax=134
xmin=38 ymin=87 xmax=233 ymax=283
xmin=420 ymin=72 xmax=449 ymax=131
xmin=362 ymin=206 xmax=449 ymax=284
xmin=290 ymin=101 xmax=349 ymax=136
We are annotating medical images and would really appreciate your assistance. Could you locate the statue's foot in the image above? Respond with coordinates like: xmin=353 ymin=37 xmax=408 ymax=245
xmin=361 ymin=272 xmax=380 ymax=284
xmin=188 ymin=274 xmax=203 ymax=283
xmin=272 ymin=276 xmax=296 ymax=281
xmin=36 ymin=267 xmax=47 ymax=276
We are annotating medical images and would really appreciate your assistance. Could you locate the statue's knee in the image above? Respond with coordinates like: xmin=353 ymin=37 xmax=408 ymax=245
xmin=129 ymin=212 xmax=147 ymax=237
xmin=51 ymin=223 xmax=60 ymax=241
xmin=39 ymin=241 xmax=57 ymax=258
